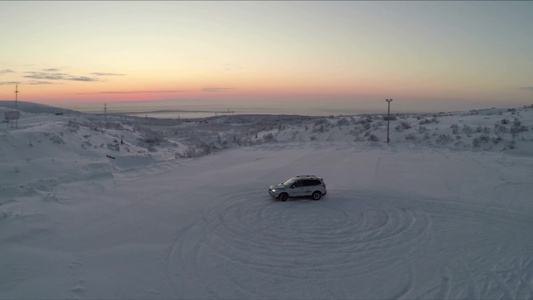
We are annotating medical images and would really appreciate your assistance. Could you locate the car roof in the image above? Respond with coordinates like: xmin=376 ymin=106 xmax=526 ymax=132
xmin=294 ymin=175 xmax=322 ymax=179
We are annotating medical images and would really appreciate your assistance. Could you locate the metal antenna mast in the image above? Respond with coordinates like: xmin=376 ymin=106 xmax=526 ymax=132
xmin=15 ymin=84 xmax=19 ymax=110
xmin=6 ymin=84 xmax=21 ymax=128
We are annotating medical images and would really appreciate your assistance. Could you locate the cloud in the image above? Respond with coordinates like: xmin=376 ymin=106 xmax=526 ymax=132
xmin=519 ymin=86 xmax=533 ymax=91
xmin=24 ymin=71 xmax=99 ymax=82
xmin=18 ymin=69 xmax=122 ymax=83
xmin=0 ymin=69 xmax=15 ymax=74
xmin=202 ymin=87 xmax=235 ymax=92
xmin=91 ymin=72 xmax=125 ymax=76
xmin=1 ymin=80 xmax=52 ymax=85
xmin=69 ymin=76 xmax=99 ymax=82
xmin=24 ymin=72 xmax=66 ymax=80
xmin=76 ymin=90 xmax=187 ymax=95
xmin=26 ymin=80 xmax=53 ymax=85
xmin=0 ymin=81 xmax=20 ymax=85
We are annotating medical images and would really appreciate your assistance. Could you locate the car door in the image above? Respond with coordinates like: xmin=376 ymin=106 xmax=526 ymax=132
xmin=290 ymin=180 xmax=306 ymax=197
xmin=301 ymin=179 xmax=316 ymax=196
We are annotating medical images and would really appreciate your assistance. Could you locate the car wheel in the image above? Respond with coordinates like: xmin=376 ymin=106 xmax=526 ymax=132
xmin=312 ymin=191 xmax=322 ymax=200
xmin=279 ymin=193 xmax=288 ymax=202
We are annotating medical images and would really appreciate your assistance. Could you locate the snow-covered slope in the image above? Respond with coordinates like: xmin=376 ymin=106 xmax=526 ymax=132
xmin=1 ymin=103 xmax=533 ymax=299
xmin=0 ymin=100 xmax=78 ymax=115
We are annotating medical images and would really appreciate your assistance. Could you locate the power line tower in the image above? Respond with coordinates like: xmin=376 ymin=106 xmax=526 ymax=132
xmin=5 ymin=85 xmax=20 ymax=128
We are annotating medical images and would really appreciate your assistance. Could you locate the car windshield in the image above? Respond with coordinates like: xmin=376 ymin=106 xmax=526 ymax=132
xmin=282 ymin=178 xmax=296 ymax=186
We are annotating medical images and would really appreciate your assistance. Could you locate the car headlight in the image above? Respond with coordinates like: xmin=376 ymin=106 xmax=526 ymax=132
xmin=271 ymin=189 xmax=276 ymax=192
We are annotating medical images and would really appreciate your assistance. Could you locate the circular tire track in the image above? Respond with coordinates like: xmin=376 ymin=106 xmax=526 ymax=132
xmin=167 ymin=188 xmax=431 ymax=298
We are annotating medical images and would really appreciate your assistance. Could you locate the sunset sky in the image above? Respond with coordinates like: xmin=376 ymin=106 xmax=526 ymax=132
xmin=1 ymin=1 xmax=532 ymax=112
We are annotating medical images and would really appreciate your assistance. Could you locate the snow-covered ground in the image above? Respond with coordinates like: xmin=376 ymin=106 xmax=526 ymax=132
xmin=1 ymin=101 xmax=533 ymax=299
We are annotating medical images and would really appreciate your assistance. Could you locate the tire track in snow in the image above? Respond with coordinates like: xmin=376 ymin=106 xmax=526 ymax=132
xmin=418 ymin=255 xmax=533 ymax=300
xmin=166 ymin=188 xmax=431 ymax=298
xmin=404 ymin=189 xmax=533 ymax=300
xmin=166 ymin=222 xmax=223 ymax=299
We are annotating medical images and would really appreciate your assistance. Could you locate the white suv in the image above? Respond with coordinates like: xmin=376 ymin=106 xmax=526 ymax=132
xmin=268 ymin=175 xmax=327 ymax=201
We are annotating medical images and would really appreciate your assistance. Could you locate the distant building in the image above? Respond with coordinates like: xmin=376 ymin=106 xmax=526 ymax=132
xmin=4 ymin=110 xmax=19 ymax=127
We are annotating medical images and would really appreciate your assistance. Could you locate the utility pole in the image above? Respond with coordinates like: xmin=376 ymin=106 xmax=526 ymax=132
xmin=386 ymin=99 xmax=393 ymax=143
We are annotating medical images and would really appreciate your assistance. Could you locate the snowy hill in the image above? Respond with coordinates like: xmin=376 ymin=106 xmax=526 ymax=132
xmin=1 ymin=102 xmax=533 ymax=299
xmin=0 ymin=100 xmax=79 ymax=115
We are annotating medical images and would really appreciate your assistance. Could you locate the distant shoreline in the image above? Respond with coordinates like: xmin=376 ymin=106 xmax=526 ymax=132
xmin=2 ymin=100 xmax=531 ymax=120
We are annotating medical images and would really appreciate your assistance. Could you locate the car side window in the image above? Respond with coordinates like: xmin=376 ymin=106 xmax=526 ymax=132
xmin=304 ymin=179 xmax=319 ymax=186
xmin=293 ymin=180 xmax=303 ymax=188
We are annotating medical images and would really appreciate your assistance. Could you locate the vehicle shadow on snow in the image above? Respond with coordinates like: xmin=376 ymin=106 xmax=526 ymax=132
xmin=268 ymin=196 xmax=326 ymax=203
